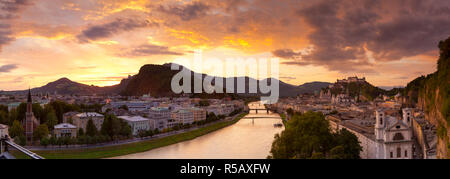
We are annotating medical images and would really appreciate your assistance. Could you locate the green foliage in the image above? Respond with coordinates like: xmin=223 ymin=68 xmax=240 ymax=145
xmin=46 ymin=110 xmax=58 ymax=130
xmin=0 ymin=110 xmax=8 ymax=125
xmin=329 ymin=146 xmax=346 ymax=159
xmin=101 ymin=114 xmax=132 ymax=138
xmin=269 ymin=112 xmax=362 ymax=159
xmin=310 ymin=152 xmax=325 ymax=159
xmin=33 ymin=124 xmax=49 ymax=141
xmin=9 ymin=120 xmax=24 ymax=138
xmin=119 ymin=105 xmax=128 ymax=111
xmin=86 ymin=119 xmax=98 ymax=137
xmin=7 ymin=108 xmax=18 ymax=126
xmin=14 ymin=135 xmax=26 ymax=146
xmin=40 ymin=137 xmax=49 ymax=147
xmin=286 ymin=108 xmax=294 ymax=116
xmin=77 ymin=128 xmax=84 ymax=137
xmin=332 ymin=128 xmax=362 ymax=159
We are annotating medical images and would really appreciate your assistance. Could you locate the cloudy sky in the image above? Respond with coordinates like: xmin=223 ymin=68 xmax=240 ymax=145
xmin=0 ymin=0 xmax=449 ymax=90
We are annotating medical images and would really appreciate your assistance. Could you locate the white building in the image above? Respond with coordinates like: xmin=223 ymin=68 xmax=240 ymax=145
xmin=118 ymin=116 xmax=151 ymax=135
xmin=171 ymin=109 xmax=194 ymax=125
xmin=54 ymin=123 xmax=77 ymax=138
xmin=374 ymin=108 xmax=414 ymax=159
xmin=0 ymin=124 xmax=8 ymax=138
xmin=206 ymin=104 xmax=234 ymax=116
xmin=328 ymin=108 xmax=414 ymax=159
xmin=72 ymin=112 xmax=104 ymax=131
xmin=149 ymin=107 xmax=170 ymax=131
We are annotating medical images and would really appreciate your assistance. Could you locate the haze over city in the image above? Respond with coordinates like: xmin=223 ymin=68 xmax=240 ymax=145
xmin=0 ymin=0 xmax=449 ymax=90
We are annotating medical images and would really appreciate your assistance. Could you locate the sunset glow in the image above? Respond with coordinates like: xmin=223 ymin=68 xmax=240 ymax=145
xmin=0 ymin=0 xmax=448 ymax=90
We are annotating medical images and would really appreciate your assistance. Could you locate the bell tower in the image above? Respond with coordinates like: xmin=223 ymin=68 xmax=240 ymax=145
xmin=25 ymin=89 xmax=34 ymax=144
xmin=375 ymin=109 xmax=385 ymax=141
xmin=402 ymin=108 xmax=413 ymax=127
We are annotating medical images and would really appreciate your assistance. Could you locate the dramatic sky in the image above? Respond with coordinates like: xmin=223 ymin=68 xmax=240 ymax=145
xmin=0 ymin=0 xmax=449 ymax=90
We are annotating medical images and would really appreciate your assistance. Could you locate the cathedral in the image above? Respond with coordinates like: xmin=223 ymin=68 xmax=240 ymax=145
xmin=374 ymin=108 xmax=414 ymax=159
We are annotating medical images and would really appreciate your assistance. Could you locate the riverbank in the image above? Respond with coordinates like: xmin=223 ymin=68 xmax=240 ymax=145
xmin=11 ymin=113 xmax=247 ymax=159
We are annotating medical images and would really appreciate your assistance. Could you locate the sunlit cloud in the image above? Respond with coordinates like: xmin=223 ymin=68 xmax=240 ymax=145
xmin=0 ymin=0 xmax=448 ymax=90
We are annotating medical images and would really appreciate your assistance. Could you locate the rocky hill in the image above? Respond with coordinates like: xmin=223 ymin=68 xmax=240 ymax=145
xmin=404 ymin=36 xmax=450 ymax=158
xmin=120 ymin=63 xmax=331 ymax=97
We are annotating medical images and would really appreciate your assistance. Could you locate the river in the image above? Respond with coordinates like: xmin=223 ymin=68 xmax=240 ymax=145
xmin=113 ymin=102 xmax=284 ymax=159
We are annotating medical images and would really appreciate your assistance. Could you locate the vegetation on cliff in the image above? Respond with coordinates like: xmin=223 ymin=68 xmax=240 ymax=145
xmin=404 ymin=36 xmax=450 ymax=157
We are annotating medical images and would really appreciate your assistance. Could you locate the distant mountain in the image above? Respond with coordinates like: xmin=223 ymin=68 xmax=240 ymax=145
xmin=3 ymin=64 xmax=330 ymax=97
xmin=120 ymin=64 xmax=331 ymax=97
xmin=2 ymin=77 xmax=128 ymax=96
xmin=33 ymin=77 xmax=102 ymax=95
xmin=297 ymin=81 xmax=333 ymax=94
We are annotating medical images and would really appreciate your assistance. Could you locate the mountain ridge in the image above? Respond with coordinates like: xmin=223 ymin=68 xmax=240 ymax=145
xmin=1 ymin=64 xmax=330 ymax=97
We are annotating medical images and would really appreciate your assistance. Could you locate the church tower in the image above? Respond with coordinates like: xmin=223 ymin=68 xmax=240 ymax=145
xmin=25 ymin=89 xmax=34 ymax=144
xmin=402 ymin=108 xmax=413 ymax=127
xmin=375 ymin=109 xmax=385 ymax=141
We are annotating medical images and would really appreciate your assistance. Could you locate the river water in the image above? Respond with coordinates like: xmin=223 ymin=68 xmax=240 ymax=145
xmin=113 ymin=102 xmax=284 ymax=159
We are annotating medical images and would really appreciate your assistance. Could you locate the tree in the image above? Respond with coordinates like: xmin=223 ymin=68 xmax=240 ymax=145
xmin=119 ymin=105 xmax=129 ymax=111
xmin=40 ymin=137 xmax=49 ymax=147
xmin=120 ymin=120 xmax=132 ymax=138
xmin=8 ymin=109 xmax=18 ymax=125
xmin=46 ymin=110 xmax=58 ymax=130
xmin=14 ymin=135 xmax=26 ymax=146
xmin=311 ymin=152 xmax=325 ymax=159
xmin=33 ymin=124 xmax=49 ymax=141
xmin=86 ymin=119 xmax=98 ymax=137
xmin=9 ymin=120 xmax=24 ymax=138
xmin=101 ymin=115 xmax=126 ymax=138
xmin=329 ymin=146 xmax=346 ymax=159
xmin=286 ymin=108 xmax=294 ymax=116
xmin=332 ymin=128 xmax=362 ymax=159
xmin=0 ymin=110 xmax=8 ymax=125
xmin=268 ymin=111 xmax=361 ymax=159
xmin=78 ymin=128 xmax=84 ymax=137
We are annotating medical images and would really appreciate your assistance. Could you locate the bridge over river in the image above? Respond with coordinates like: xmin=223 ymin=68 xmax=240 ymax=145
xmin=113 ymin=102 xmax=284 ymax=159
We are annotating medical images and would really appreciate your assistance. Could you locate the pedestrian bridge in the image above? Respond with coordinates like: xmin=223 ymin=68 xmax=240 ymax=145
xmin=242 ymin=116 xmax=281 ymax=119
xmin=1 ymin=136 xmax=44 ymax=159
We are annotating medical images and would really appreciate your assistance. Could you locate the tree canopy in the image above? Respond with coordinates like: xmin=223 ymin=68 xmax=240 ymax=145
xmin=269 ymin=111 xmax=362 ymax=159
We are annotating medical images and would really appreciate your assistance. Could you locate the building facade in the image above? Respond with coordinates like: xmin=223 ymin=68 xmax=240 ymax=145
xmin=72 ymin=112 xmax=104 ymax=131
xmin=171 ymin=109 xmax=194 ymax=125
xmin=0 ymin=124 xmax=8 ymax=138
xmin=190 ymin=107 xmax=206 ymax=122
xmin=327 ymin=108 xmax=414 ymax=159
xmin=374 ymin=108 xmax=414 ymax=159
xmin=54 ymin=123 xmax=77 ymax=138
xmin=118 ymin=116 xmax=151 ymax=135
xmin=149 ymin=107 xmax=170 ymax=131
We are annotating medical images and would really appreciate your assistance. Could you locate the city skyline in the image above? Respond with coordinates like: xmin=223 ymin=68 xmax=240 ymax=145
xmin=0 ymin=0 xmax=449 ymax=90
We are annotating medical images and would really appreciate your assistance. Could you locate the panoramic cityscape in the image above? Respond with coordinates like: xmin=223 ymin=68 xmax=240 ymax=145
xmin=0 ymin=0 xmax=449 ymax=162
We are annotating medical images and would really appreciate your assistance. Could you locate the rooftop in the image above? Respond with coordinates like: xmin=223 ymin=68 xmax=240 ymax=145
xmin=54 ymin=123 xmax=76 ymax=129
xmin=76 ymin=112 xmax=104 ymax=118
xmin=118 ymin=116 xmax=150 ymax=122
xmin=150 ymin=107 xmax=169 ymax=112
